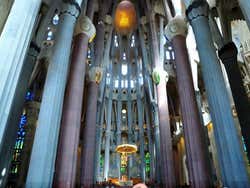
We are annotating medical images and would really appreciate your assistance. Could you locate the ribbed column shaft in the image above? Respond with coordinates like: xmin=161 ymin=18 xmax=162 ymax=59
xmin=218 ymin=42 xmax=250 ymax=162
xmin=186 ymin=1 xmax=249 ymax=187
xmin=26 ymin=2 xmax=81 ymax=187
xmin=81 ymin=81 xmax=99 ymax=187
xmin=172 ymin=34 xmax=212 ymax=187
xmin=54 ymin=1 xmax=95 ymax=186
xmin=53 ymin=34 xmax=88 ymax=188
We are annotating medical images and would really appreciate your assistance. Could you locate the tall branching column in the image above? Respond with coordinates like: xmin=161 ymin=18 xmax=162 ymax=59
xmin=165 ymin=16 xmax=212 ymax=187
xmin=80 ymin=1 xmax=111 ymax=186
xmin=26 ymin=1 xmax=82 ymax=187
xmin=145 ymin=2 xmax=176 ymax=188
xmin=186 ymin=1 xmax=250 ymax=187
xmin=146 ymin=2 xmax=176 ymax=185
xmin=53 ymin=1 xmax=95 ymax=187
xmin=218 ymin=42 xmax=250 ymax=163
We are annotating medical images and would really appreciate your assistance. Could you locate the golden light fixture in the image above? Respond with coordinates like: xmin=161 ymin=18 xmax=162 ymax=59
xmin=114 ymin=0 xmax=137 ymax=35
xmin=116 ymin=144 xmax=137 ymax=185
xmin=116 ymin=144 xmax=137 ymax=167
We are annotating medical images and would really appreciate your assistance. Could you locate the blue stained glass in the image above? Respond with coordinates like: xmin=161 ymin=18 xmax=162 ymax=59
xmin=25 ymin=91 xmax=34 ymax=101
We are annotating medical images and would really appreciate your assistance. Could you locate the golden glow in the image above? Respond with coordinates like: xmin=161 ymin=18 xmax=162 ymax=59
xmin=207 ymin=122 xmax=213 ymax=132
xmin=114 ymin=0 xmax=137 ymax=35
xmin=116 ymin=144 xmax=137 ymax=154
xmin=116 ymin=144 xmax=137 ymax=168
xmin=119 ymin=12 xmax=130 ymax=27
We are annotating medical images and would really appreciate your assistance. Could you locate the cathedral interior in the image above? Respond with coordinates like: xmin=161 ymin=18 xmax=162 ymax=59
xmin=0 ymin=0 xmax=250 ymax=187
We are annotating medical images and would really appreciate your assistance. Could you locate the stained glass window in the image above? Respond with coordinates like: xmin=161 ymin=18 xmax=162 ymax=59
xmin=10 ymin=91 xmax=34 ymax=175
xmin=145 ymin=152 xmax=150 ymax=174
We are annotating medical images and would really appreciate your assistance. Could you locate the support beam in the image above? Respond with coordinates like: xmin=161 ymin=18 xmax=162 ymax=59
xmin=136 ymin=57 xmax=146 ymax=182
xmin=26 ymin=1 xmax=82 ymax=187
xmin=162 ymin=0 xmax=174 ymax=19
xmin=53 ymin=1 xmax=95 ymax=186
xmin=218 ymin=42 xmax=250 ymax=162
xmin=116 ymin=48 xmax=122 ymax=180
xmin=165 ymin=16 xmax=212 ymax=187
xmin=103 ymin=65 xmax=114 ymax=181
xmin=186 ymin=1 xmax=249 ymax=187
xmin=95 ymin=25 xmax=113 ymax=182
xmin=138 ymin=22 xmax=161 ymax=182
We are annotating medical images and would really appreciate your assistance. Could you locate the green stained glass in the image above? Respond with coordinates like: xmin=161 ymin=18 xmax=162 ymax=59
xmin=121 ymin=167 xmax=126 ymax=173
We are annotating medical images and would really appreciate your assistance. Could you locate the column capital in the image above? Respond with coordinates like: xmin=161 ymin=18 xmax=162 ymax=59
xmin=186 ymin=0 xmax=209 ymax=22
xmin=61 ymin=0 xmax=81 ymax=18
xmin=152 ymin=68 xmax=169 ymax=85
xmin=88 ymin=66 xmax=103 ymax=84
xmin=74 ymin=15 xmax=96 ymax=42
xmin=164 ymin=16 xmax=188 ymax=41
xmin=218 ymin=42 xmax=238 ymax=63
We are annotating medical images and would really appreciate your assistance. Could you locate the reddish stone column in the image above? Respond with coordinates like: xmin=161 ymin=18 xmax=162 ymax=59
xmin=53 ymin=8 xmax=96 ymax=188
xmin=155 ymin=75 xmax=176 ymax=188
xmin=146 ymin=1 xmax=176 ymax=185
xmin=81 ymin=1 xmax=111 ymax=186
xmin=81 ymin=79 xmax=99 ymax=187
xmin=165 ymin=16 xmax=211 ymax=187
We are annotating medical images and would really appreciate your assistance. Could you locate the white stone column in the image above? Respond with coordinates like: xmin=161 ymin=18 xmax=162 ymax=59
xmin=0 ymin=0 xmax=41 ymax=181
xmin=26 ymin=1 xmax=82 ymax=187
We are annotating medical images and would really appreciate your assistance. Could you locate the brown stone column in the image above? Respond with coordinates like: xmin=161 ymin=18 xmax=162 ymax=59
xmin=81 ymin=79 xmax=99 ymax=187
xmin=155 ymin=76 xmax=176 ymax=188
xmin=81 ymin=1 xmax=111 ymax=186
xmin=145 ymin=0 xmax=176 ymax=186
xmin=53 ymin=3 xmax=96 ymax=187
xmin=165 ymin=16 xmax=212 ymax=187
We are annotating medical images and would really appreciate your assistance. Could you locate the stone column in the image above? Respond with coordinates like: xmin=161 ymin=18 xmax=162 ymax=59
xmin=95 ymin=24 xmax=113 ymax=183
xmin=53 ymin=11 xmax=95 ymax=188
xmin=136 ymin=58 xmax=146 ymax=182
xmin=138 ymin=21 xmax=160 ymax=182
xmin=81 ymin=67 xmax=103 ymax=187
xmin=186 ymin=1 xmax=249 ymax=187
xmin=127 ymin=62 xmax=133 ymax=179
xmin=154 ymin=71 xmax=176 ymax=187
xmin=165 ymin=16 xmax=212 ymax=187
xmin=0 ymin=0 xmax=41 ymax=182
xmin=26 ymin=1 xmax=82 ymax=187
xmin=218 ymin=42 xmax=250 ymax=161
xmin=116 ymin=57 xmax=122 ymax=180
xmin=95 ymin=97 xmax=106 ymax=182
xmin=238 ymin=0 xmax=250 ymax=30
xmin=102 ymin=66 xmax=113 ymax=182
xmin=146 ymin=2 xmax=176 ymax=185
xmin=81 ymin=2 xmax=111 ymax=186
xmin=162 ymin=0 xmax=174 ymax=20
